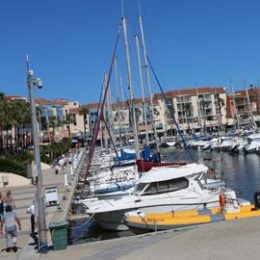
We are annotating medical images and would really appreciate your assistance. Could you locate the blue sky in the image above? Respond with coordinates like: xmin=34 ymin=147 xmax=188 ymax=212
xmin=1 ymin=0 xmax=260 ymax=104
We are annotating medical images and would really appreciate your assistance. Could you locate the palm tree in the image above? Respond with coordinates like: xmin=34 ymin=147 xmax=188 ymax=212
xmin=114 ymin=110 xmax=126 ymax=123
xmin=11 ymin=100 xmax=31 ymax=149
xmin=63 ymin=114 xmax=74 ymax=138
xmin=0 ymin=94 xmax=17 ymax=150
xmin=134 ymin=107 xmax=142 ymax=124
xmin=49 ymin=115 xmax=58 ymax=140
xmin=184 ymin=103 xmax=192 ymax=131
xmin=6 ymin=101 xmax=19 ymax=150
xmin=215 ymin=95 xmax=225 ymax=130
xmin=0 ymin=92 xmax=7 ymax=150
xmin=79 ymin=107 xmax=89 ymax=142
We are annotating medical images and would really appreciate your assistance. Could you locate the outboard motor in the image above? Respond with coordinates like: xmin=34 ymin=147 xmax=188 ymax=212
xmin=254 ymin=192 xmax=260 ymax=209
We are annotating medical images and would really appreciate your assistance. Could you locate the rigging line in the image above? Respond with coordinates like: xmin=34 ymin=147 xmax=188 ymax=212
xmin=85 ymin=74 xmax=106 ymax=171
xmin=83 ymin=23 xmax=122 ymax=185
xmin=146 ymin=55 xmax=194 ymax=162
xmin=101 ymin=114 xmax=119 ymax=159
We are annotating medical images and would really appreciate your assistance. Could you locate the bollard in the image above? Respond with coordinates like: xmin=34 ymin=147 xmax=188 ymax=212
xmin=64 ymin=172 xmax=68 ymax=187
xmin=70 ymin=165 xmax=74 ymax=176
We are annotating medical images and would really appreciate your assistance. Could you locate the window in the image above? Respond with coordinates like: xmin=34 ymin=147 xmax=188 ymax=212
xmin=140 ymin=177 xmax=189 ymax=196
xmin=167 ymin=178 xmax=189 ymax=191
xmin=142 ymin=182 xmax=158 ymax=195
xmin=135 ymin=183 xmax=147 ymax=194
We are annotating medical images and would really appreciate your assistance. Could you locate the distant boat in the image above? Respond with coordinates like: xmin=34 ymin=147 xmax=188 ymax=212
xmin=244 ymin=133 xmax=260 ymax=153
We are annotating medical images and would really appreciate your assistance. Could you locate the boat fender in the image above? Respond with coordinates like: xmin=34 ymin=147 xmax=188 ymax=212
xmin=254 ymin=191 xmax=260 ymax=209
xmin=219 ymin=193 xmax=226 ymax=208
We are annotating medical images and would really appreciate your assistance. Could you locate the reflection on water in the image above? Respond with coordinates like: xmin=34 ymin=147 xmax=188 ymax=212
xmin=70 ymin=147 xmax=260 ymax=244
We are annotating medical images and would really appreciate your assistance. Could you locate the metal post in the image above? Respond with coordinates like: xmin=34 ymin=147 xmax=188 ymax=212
xmin=26 ymin=57 xmax=48 ymax=252
xmin=135 ymin=34 xmax=149 ymax=145
xmin=138 ymin=14 xmax=160 ymax=151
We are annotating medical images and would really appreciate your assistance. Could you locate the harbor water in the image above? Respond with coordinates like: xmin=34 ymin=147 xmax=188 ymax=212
xmin=69 ymin=147 xmax=260 ymax=244
xmin=162 ymin=147 xmax=260 ymax=202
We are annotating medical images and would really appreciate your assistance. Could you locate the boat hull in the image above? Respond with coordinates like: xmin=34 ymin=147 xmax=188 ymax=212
xmin=93 ymin=200 xmax=220 ymax=231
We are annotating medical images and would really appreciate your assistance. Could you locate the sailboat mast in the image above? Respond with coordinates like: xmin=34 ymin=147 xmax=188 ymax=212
xmin=122 ymin=16 xmax=140 ymax=158
xmin=138 ymin=14 xmax=160 ymax=151
xmin=244 ymin=81 xmax=256 ymax=129
xmin=114 ymin=57 xmax=123 ymax=149
xmin=135 ymin=34 xmax=149 ymax=144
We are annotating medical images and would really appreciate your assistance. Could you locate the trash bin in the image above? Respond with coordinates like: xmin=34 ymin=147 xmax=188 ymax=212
xmin=49 ymin=220 xmax=68 ymax=250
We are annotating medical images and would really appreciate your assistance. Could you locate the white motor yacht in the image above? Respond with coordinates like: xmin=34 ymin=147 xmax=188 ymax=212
xmin=213 ymin=136 xmax=236 ymax=151
xmin=85 ymin=163 xmax=227 ymax=231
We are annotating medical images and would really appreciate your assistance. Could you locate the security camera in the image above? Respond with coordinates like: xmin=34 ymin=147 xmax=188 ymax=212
xmin=27 ymin=69 xmax=34 ymax=76
xmin=36 ymin=78 xmax=43 ymax=89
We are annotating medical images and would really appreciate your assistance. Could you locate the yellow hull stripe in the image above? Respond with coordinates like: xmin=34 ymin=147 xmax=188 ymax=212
xmin=126 ymin=205 xmax=260 ymax=227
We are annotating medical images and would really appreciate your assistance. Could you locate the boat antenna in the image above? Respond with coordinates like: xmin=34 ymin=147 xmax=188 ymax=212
xmin=137 ymin=0 xmax=141 ymax=16
xmin=121 ymin=0 xmax=124 ymax=17
xmin=26 ymin=54 xmax=30 ymax=71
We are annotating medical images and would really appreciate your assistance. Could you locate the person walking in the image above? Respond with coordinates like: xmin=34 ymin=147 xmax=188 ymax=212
xmin=4 ymin=190 xmax=16 ymax=209
xmin=58 ymin=155 xmax=66 ymax=173
xmin=0 ymin=205 xmax=21 ymax=252
xmin=26 ymin=201 xmax=35 ymax=235
xmin=0 ymin=192 xmax=4 ymax=221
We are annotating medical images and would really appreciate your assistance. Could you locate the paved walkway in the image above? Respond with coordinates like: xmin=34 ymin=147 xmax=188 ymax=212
xmin=0 ymin=153 xmax=83 ymax=260
xmin=39 ymin=215 xmax=260 ymax=260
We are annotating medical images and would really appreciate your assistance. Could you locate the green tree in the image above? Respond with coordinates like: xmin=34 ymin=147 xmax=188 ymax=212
xmin=215 ymin=95 xmax=225 ymax=130
xmin=0 ymin=93 xmax=8 ymax=150
xmin=49 ymin=115 xmax=58 ymax=140
xmin=79 ymin=107 xmax=89 ymax=141
xmin=11 ymin=100 xmax=31 ymax=149
xmin=63 ymin=114 xmax=74 ymax=138
xmin=134 ymin=107 xmax=142 ymax=124
xmin=184 ymin=103 xmax=192 ymax=129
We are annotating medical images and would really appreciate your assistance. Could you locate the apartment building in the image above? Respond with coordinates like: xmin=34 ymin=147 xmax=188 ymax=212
xmin=228 ymin=87 xmax=260 ymax=128
xmin=7 ymin=85 xmax=260 ymax=147
xmin=154 ymin=87 xmax=228 ymax=133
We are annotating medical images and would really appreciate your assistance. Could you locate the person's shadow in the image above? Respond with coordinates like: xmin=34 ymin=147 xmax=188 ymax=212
xmin=1 ymin=246 xmax=21 ymax=253
xmin=28 ymin=233 xmax=38 ymax=250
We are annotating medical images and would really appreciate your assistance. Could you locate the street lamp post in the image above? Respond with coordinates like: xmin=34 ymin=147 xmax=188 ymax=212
xmin=26 ymin=57 xmax=48 ymax=252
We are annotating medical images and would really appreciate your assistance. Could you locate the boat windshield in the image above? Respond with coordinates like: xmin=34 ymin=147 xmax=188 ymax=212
xmin=134 ymin=183 xmax=147 ymax=195
xmin=134 ymin=177 xmax=189 ymax=196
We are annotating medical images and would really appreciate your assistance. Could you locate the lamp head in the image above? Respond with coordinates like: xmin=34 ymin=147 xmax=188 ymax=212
xmin=36 ymin=78 xmax=43 ymax=89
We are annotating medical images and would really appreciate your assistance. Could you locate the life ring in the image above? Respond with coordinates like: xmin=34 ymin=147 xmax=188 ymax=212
xmin=219 ymin=193 xmax=226 ymax=208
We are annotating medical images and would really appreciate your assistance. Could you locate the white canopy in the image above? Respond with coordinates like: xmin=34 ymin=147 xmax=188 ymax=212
xmin=138 ymin=163 xmax=208 ymax=184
